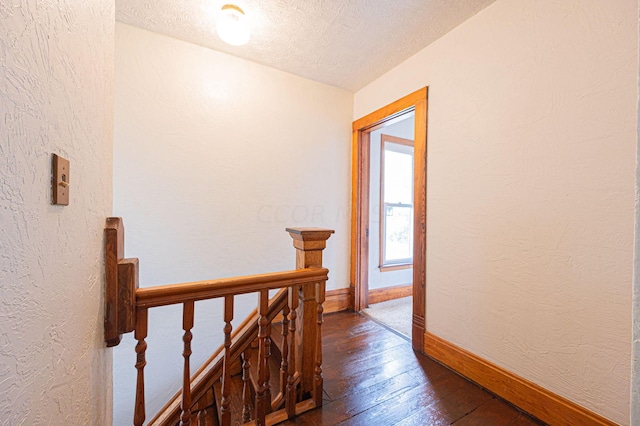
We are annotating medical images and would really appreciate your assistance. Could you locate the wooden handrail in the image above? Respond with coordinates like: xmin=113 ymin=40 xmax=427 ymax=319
xmin=136 ymin=268 xmax=328 ymax=308
xmin=104 ymin=218 xmax=334 ymax=425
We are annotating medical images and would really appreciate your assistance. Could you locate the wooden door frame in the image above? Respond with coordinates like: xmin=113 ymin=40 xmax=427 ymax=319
xmin=350 ymin=87 xmax=428 ymax=352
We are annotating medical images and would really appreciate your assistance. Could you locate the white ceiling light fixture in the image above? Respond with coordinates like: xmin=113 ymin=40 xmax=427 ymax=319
xmin=216 ymin=4 xmax=250 ymax=46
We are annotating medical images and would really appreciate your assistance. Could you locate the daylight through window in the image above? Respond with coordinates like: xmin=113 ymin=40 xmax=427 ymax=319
xmin=380 ymin=134 xmax=414 ymax=267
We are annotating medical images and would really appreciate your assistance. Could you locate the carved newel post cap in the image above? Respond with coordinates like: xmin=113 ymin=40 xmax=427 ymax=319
xmin=286 ymin=228 xmax=335 ymax=251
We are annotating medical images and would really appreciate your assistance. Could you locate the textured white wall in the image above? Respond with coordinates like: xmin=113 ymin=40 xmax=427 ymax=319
xmin=633 ymin=125 xmax=640 ymax=421
xmin=113 ymin=23 xmax=352 ymax=423
xmin=355 ymin=0 xmax=637 ymax=423
xmin=632 ymin=2 xmax=640 ymax=420
xmin=368 ymin=115 xmax=414 ymax=290
xmin=0 ymin=1 xmax=115 ymax=425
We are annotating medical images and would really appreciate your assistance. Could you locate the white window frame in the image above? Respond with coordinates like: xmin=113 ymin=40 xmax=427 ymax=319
xmin=379 ymin=134 xmax=414 ymax=271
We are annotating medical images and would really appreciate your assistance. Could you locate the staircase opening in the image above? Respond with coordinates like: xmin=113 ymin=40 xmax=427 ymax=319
xmin=105 ymin=218 xmax=334 ymax=425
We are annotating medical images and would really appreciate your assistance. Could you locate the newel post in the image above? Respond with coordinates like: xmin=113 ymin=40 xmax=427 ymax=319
xmin=105 ymin=217 xmax=139 ymax=347
xmin=286 ymin=227 xmax=334 ymax=400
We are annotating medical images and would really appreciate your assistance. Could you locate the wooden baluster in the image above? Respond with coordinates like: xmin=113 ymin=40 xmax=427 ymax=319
xmin=313 ymin=281 xmax=326 ymax=406
xmin=181 ymin=301 xmax=195 ymax=425
xmin=255 ymin=289 xmax=269 ymax=426
xmin=221 ymin=295 xmax=234 ymax=425
xmin=285 ymin=285 xmax=299 ymax=418
xmin=241 ymin=350 xmax=252 ymax=423
xmin=264 ymin=325 xmax=272 ymax=413
xmin=279 ymin=303 xmax=290 ymax=404
xmin=134 ymin=307 xmax=148 ymax=426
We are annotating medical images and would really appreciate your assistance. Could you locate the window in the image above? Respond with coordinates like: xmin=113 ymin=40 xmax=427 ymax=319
xmin=380 ymin=134 xmax=414 ymax=270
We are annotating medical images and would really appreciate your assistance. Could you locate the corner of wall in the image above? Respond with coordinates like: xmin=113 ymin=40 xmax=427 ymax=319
xmin=631 ymin=6 xmax=640 ymax=415
xmin=1 ymin=1 xmax=115 ymax=424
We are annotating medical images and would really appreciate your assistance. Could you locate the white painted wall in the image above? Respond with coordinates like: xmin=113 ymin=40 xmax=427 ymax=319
xmin=113 ymin=23 xmax=352 ymax=423
xmin=355 ymin=0 xmax=637 ymax=423
xmin=632 ymin=132 xmax=640 ymax=419
xmin=0 ymin=1 xmax=115 ymax=425
xmin=368 ymin=115 xmax=414 ymax=290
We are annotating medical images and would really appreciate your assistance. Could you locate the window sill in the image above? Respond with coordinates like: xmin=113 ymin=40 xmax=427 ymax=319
xmin=379 ymin=263 xmax=413 ymax=272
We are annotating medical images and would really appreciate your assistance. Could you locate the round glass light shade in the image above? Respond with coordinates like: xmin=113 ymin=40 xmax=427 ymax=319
xmin=217 ymin=4 xmax=250 ymax=46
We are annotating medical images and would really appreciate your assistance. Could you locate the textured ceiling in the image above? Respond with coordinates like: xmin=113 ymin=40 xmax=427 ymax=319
xmin=116 ymin=0 xmax=496 ymax=91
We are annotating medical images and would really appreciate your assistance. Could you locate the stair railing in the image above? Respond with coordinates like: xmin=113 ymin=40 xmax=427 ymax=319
xmin=104 ymin=218 xmax=334 ymax=426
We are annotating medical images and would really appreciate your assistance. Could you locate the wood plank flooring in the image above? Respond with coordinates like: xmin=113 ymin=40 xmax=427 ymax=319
xmin=282 ymin=312 xmax=545 ymax=426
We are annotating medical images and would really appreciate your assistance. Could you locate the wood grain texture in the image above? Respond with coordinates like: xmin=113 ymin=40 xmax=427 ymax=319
xmin=352 ymin=88 xmax=428 ymax=131
xmin=220 ymin=296 xmax=234 ymax=424
xmin=242 ymin=350 xmax=252 ymax=423
xmin=368 ymin=284 xmax=412 ymax=305
xmin=301 ymin=287 xmax=346 ymax=333
xmin=117 ymin=258 xmax=138 ymax=334
xmin=423 ymin=331 xmax=617 ymax=426
xmin=354 ymin=129 xmax=370 ymax=312
xmin=135 ymin=268 xmax=328 ymax=309
xmin=281 ymin=312 xmax=543 ymax=426
xmin=194 ymin=388 xmax=215 ymax=426
xmin=149 ymin=289 xmax=314 ymax=426
xmin=242 ymin=400 xmax=317 ymax=426
xmin=351 ymin=88 xmax=428 ymax=353
xmin=411 ymin=93 xmax=428 ymax=352
xmin=104 ymin=217 xmax=124 ymax=346
xmin=286 ymin=286 xmax=299 ymax=419
xmin=147 ymin=226 xmax=334 ymax=426
xmin=105 ymin=217 xmax=139 ymax=346
xmin=277 ymin=303 xmax=290 ymax=412
xmin=287 ymin=228 xmax=334 ymax=401
xmin=180 ymin=301 xmax=194 ymax=426
xmin=313 ymin=281 xmax=325 ymax=407
xmin=149 ymin=291 xmax=289 ymax=426
xmin=134 ymin=308 xmax=148 ymax=426
xmin=324 ymin=288 xmax=351 ymax=313
xmin=349 ymin=129 xmax=360 ymax=310
xmin=256 ymin=289 xmax=269 ymax=424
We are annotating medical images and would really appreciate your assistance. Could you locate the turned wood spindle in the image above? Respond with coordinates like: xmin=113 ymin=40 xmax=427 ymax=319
xmin=221 ymin=295 xmax=234 ymax=425
xmin=180 ymin=301 xmax=195 ymax=426
xmin=279 ymin=303 xmax=290 ymax=403
xmin=255 ymin=289 xmax=269 ymax=426
xmin=285 ymin=285 xmax=299 ymax=418
xmin=241 ymin=350 xmax=252 ymax=423
xmin=134 ymin=307 xmax=148 ymax=426
xmin=264 ymin=326 xmax=272 ymax=413
xmin=313 ymin=282 xmax=325 ymax=406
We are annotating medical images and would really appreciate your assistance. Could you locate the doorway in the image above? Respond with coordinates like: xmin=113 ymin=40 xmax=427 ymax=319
xmin=363 ymin=117 xmax=415 ymax=339
xmin=350 ymin=88 xmax=428 ymax=352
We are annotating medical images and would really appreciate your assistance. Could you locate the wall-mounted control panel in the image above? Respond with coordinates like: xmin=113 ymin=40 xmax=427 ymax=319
xmin=52 ymin=154 xmax=70 ymax=205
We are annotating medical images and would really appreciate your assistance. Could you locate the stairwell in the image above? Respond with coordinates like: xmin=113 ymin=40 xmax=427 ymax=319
xmin=105 ymin=218 xmax=334 ymax=426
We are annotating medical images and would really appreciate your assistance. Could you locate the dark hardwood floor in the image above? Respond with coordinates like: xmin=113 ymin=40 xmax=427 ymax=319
xmin=282 ymin=311 xmax=545 ymax=426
